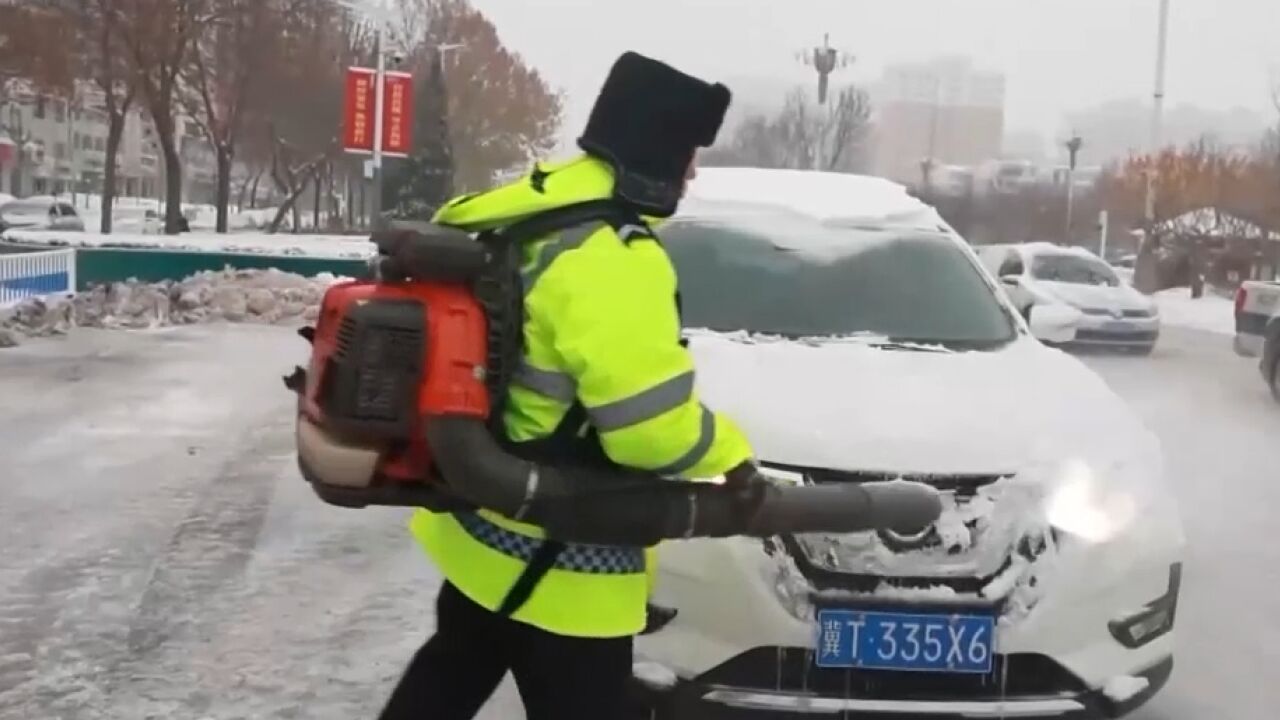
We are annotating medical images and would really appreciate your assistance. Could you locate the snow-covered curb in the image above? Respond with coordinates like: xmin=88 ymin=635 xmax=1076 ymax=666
xmin=1153 ymin=288 xmax=1235 ymax=337
xmin=1 ymin=229 xmax=376 ymax=260
xmin=0 ymin=268 xmax=349 ymax=347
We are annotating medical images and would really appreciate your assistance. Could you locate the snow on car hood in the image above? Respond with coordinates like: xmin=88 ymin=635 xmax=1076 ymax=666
xmin=688 ymin=329 xmax=1160 ymax=481
xmin=1030 ymin=279 xmax=1154 ymax=312
xmin=687 ymin=329 xmax=1174 ymax=606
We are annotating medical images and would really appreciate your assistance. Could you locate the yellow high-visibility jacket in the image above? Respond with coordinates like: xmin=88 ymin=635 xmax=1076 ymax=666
xmin=409 ymin=154 xmax=754 ymax=638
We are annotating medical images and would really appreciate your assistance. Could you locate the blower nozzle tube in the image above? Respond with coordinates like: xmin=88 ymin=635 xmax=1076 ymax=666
xmin=427 ymin=417 xmax=943 ymax=547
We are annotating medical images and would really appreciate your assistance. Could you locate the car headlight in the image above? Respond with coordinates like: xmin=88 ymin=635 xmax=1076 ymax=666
xmin=1044 ymin=459 xmax=1138 ymax=544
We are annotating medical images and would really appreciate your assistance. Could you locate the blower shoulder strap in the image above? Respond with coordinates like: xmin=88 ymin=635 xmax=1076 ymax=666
xmin=493 ymin=198 xmax=646 ymax=245
xmin=484 ymin=200 xmax=648 ymax=620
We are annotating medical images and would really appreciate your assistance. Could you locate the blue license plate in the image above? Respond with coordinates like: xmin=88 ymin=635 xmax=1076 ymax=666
xmin=815 ymin=609 xmax=996 ymax=673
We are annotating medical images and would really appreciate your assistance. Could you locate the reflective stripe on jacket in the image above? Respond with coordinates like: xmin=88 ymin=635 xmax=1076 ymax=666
xmin=410 ymin=154 xmax=754 ymax=638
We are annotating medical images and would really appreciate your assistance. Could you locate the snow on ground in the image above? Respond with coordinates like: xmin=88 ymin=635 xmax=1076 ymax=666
xmin=1154 ymin=287 xmax=1236 ymax=336
xmin=50 ymin=193 xmax=300 ymax=233
xmin=0 ymin=324 xmax=523 ymax=719
xmin=1081 ymin=328 xmax=1280 ymax=720
xmin=1 ymin=292 xmax=1277 ymax=717
xmin=0 ymin=228 xmax=375 ymax=259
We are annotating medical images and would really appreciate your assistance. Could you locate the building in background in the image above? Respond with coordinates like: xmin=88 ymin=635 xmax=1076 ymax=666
xmin=0 ymin=80 xmax=218 ymax=203
xmin=870 ymin=56 xmax=1006 ymax=189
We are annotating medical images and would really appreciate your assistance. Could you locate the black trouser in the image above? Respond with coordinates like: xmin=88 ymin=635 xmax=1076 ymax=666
xmin=377 ymin=581 xmax=635 ymax=720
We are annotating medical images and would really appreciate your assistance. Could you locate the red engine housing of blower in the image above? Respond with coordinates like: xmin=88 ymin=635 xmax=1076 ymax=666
xmin=296 ymin=277 xmax=490 ymax=503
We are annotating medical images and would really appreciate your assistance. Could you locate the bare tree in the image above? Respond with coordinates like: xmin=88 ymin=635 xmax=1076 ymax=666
xmin=66 ymin=0 xmax=139 ymax=233
xmin=112 ymin=0 xmax=207 ymax=234
xmin=182 ymin=0 xmax=282 ymax=233
xmin=252 ymin=0 xmax=367 ymax=232
xmin=703 ymin=84 xmax=872 ymax=173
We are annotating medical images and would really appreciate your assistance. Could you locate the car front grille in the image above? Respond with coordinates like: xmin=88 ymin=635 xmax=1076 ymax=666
xmin=759 ymin=464 xmax=1054 ymax=602
xmin=696 ymin=648 xmax=1090 ymax=701
xmin=1075 ymin=328 xmax=1159 ymax=343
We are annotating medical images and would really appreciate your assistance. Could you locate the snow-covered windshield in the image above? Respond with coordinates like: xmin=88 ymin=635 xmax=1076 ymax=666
xmin=1031 ymin=254 xmax=1120 ymax=287
xmin=663 ymin=216 xmax=1016 ymax=348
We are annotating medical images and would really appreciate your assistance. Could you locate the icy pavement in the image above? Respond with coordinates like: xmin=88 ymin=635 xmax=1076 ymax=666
xmin=1153 ymin=287 xmax=1236 ymax=336
xmin=1080 ymin=327 xmax=1280 ymax=720
xmin=2 ymin=322 xmax=1277 ymax=719
xmin=0 ymin=325 xmax=521 ymax=719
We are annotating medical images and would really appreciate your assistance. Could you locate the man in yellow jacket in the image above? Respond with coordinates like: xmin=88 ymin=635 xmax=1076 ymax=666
xmin=377 ymin=52 xmax=756 ymax=720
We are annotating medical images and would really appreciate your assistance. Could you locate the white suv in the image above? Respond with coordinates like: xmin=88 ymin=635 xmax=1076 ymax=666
xmin=631 ymin=169 xmax=1185 ymax=719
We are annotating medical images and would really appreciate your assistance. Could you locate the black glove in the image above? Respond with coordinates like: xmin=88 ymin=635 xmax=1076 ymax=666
xmin=724 ymin=460 xmax=764 ymax=489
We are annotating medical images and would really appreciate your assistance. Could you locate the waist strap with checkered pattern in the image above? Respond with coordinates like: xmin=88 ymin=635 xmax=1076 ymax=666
xmin=454 ymin=511 xmax=645 ymax=575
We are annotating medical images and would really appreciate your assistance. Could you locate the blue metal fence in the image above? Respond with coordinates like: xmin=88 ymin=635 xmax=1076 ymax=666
xmin=0 ymin=249 xmax=77 ymax=307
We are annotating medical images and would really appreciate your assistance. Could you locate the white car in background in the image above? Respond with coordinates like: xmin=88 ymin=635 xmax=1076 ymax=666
xmin=631 ymin=169 xmax=1184 ymax=719
xmin=0 ymin=195 xmax=86 ymax=234
xmin=977 ymin=243 xmax=1160 ymax=354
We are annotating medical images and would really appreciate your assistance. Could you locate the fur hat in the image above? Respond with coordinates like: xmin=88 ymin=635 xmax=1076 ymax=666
xmin=578 ymin=52 xmax=732 ymax=217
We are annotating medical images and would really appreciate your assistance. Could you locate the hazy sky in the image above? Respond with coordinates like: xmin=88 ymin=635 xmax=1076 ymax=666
xmin=469 ymin=0 xmax=1280 ymax=149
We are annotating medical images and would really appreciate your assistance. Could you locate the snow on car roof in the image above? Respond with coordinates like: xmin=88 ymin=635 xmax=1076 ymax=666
xmin=1023 ymin=242 xmax=1100 ymax=258
xmin=1 ymin=195 xmax=60 ymax=209
xmin=682 ymin=167 xmax=948 ymax=230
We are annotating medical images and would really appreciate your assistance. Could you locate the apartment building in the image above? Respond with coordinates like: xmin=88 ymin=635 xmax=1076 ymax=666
xmin=0 ymin=80 xmax=216 ymax=202
xmin=870 ymin=56 xmax=1006 ymax=189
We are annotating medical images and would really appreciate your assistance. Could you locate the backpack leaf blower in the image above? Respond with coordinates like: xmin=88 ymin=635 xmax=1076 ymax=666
xmin=286 ymin=206 xmax=943 ymax=547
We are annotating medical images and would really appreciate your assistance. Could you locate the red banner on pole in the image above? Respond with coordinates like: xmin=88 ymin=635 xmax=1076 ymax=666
xmin=343 ymin=67 xmax=376 ymax=154
xmin=343 ymin=67 xmax=414 ymax=157
xmin=382 ymin=71 xmax=414 ymax=158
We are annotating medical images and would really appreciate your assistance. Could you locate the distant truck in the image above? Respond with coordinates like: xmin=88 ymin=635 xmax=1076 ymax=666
xmin=1234 ymin=280 xmax=1280 ymax=402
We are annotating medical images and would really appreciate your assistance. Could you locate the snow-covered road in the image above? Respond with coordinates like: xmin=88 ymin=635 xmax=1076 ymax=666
xmin=1081 ymin=328 xmax=1280 ymax=720
xmin=1 ymin=323 xmax=1276 ymax=718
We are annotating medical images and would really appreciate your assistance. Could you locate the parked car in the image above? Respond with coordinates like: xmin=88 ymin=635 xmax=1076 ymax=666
xmin=112 ymin=206 xmax=167 ymax=235
xmin=976 ymin=243 xmax=1160 ymax=354
xmin=631 ymin=169 xmax=1184 ymax=720
xmin=1233 ymin=280 xmax=1280 ymax=402
xmin=0 ymin=196 xmax=86 ymax=233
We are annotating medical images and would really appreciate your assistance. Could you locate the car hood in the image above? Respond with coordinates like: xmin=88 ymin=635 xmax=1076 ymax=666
xmin=688 ymin=330 xmax=1159 ymax=479
xmin=686 ymin=330 xmax=1175 ymax=590
xmin=1029 ymin=279 xmax=1152 ymax=312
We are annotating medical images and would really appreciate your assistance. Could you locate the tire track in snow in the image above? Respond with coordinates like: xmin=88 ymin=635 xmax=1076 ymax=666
xmin=118 ymin=414 xmax=293 ymax=663
xmin=0 ymin=412 xmax=290 ymax=718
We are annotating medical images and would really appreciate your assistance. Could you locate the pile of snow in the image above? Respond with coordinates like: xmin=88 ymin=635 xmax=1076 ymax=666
xmin=1154 ymin=287 xmax=1236 ymax=336
xmin=0 ymin=268 xmax=347 ymax=347
xmin=0 ymin=229 xmax=375 ymax=260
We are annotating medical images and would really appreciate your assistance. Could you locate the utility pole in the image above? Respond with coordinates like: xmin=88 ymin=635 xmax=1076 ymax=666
xmin=1064 ymin=134 xmax=1083 ymax=245
xmin=371 ymin=13 xmax=386 ymax=229
xmin=1144 ymin=0 xmax=1171 ymax=233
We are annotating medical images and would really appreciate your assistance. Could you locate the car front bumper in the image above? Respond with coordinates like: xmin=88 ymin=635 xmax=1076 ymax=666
xmin=636 ymin=535 xmax=1181 ymax=719
xmin=1067 ymin=314 xmax=1161 ymax=347
xmin=633 ymin=654 xmax=1173 ymax=719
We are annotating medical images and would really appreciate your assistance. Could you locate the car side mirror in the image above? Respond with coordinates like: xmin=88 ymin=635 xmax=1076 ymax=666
xmin=1028 ymin=303 xmax=1082 ymax=344
xmin=1000 ymin=275 xmax=1022 ymax=287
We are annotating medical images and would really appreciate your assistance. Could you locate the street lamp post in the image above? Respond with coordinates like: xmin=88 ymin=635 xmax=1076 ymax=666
xmin=371 ymin=19 xmax=387 ymax=227
xmin=1064 ymin=134 xmax=1083 ymax=245
xmin=796 ymin=34 xmax=854 ymax=171
xmin=1144 ymin=0 xmax=1171 ymax=232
